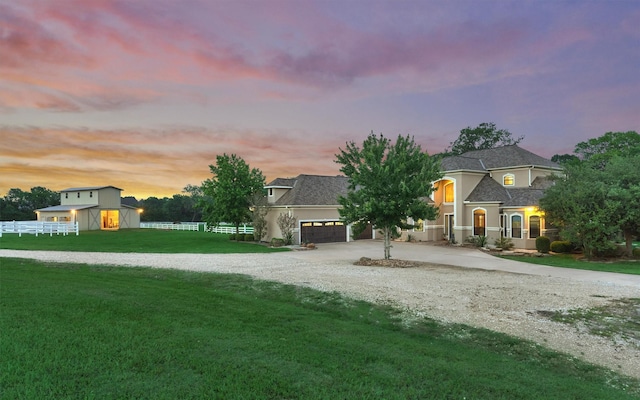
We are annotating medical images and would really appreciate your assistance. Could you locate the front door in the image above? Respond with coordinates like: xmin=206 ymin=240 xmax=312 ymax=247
xmin=444 ymin=214 xmax=454 ymax=240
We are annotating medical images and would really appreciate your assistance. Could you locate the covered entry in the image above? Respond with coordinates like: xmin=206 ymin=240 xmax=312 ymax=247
xmin=301 ymin=221 xmax=346 ymax=243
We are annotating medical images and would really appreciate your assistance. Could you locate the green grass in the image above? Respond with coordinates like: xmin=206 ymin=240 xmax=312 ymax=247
xmin=499 ymin=253 xmax=640 ymax=275
xmin=0 ymin=229 xmax=288 ymax=254
xmin=2 ymin=258 xmax=639 ymax=399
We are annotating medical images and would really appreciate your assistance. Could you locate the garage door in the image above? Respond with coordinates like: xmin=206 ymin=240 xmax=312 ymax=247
xmin=300 ymin=221 xmax=346 ymax=243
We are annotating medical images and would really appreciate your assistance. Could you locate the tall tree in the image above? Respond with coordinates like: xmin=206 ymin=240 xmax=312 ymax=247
xmin=1 ymin=187 xmax=59 ymax=221
xmin=540 ymin=132 xmax=640 ymax=258
xmin=336 ymin=133 xmax=441 ymax=259
xmin=574 ymin=131 xmax=640 ymax=168
xmin=183 ymin=184 xmax=205 ymax=222
xmin=201 ymin=154 xmax=265 ymax=239
xmin=446 ymin=122 xmax=524 ymax=156
xmin=601 ymin=155 xmax=640 ymax=256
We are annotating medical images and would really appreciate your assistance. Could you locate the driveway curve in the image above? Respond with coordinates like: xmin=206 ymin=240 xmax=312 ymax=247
xmin=2 ymin=241 xmax=639 ymax=379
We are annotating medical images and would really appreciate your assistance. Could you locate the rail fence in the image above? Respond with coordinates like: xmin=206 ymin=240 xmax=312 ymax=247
xmin=140 ymin=222 xmax=253 ymax=234
xmin=0 ymin=221 xmax=79 ymax=237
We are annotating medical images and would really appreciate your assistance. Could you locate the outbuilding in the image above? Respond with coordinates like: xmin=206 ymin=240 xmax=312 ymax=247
xmin=36 ymin=186 xmax=141 ymax=231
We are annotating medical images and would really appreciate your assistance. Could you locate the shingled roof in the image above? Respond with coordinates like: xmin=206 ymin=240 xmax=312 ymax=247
xmin=266 ymin=174 xmax=350 ymax=206
xmin=442 ymin=145 xmax=561 ymax=172
xmin=465 ymin=175 xmax=555 ymax=207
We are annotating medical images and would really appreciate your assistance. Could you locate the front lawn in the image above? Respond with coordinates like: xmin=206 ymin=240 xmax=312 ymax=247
xmin=1 ymin=258 xmax=638 ymax=399
xmin=0 ymin=229 xmax=288 ymax=253
xmin=499 ymin=253 xmax=640 ymax=275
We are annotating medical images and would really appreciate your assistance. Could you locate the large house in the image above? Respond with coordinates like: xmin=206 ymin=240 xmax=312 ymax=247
xmin=409 ymin=145 xmax=562 ymax=249
xmin=264 ymin=174 xmax=372 ymax=244
xmin=36 ymin=186 xmax=141 ymax=231
xmin=264 ymin=146 xmax=560 ymax=249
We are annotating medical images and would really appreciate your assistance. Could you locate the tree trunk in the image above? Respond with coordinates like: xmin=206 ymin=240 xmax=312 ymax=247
xmin=383 ymin=227 xmax=392 ymax=260
xmin=624 ymin=230 xmax=633 ymax=257
xmin=235 ymin=222 xmax=240 ymax=241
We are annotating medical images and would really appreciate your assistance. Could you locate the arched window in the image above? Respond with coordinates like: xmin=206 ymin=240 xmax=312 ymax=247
xmin=511 ymin=215 xmax=522 ymax=238
xmin=503 ymin=174 xmax=515 ymax=186
xmin=529 ymin=215 xmax=541 ymax=238
xmin=444 ymin=182 xmax=454 ymax=203
xmin=473 ymin=209 xmax=486 ymax=236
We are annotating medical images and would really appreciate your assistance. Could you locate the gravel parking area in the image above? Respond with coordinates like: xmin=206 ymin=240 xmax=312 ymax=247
xmin=2 ymin=244 xmax=639 ymax=379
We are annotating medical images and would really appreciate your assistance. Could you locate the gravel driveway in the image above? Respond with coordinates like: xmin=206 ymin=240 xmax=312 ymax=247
xmin=2 ymin=241 xmax=639 ymax=379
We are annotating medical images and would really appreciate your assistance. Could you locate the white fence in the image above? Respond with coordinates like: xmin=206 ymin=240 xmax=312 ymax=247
xmin=140 ymin=222 xmax=254 ymax=234
xmin=140 ymin=222 xmax=202 ymax=231
xmin=0 ymin=221 xmax=79 ymax=237
xmin=207 ymin=224 xmax=254 ymax=234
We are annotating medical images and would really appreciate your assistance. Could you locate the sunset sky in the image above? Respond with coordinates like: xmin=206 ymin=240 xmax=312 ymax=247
xmin=1 ymin=0 xmax=638 ymax=199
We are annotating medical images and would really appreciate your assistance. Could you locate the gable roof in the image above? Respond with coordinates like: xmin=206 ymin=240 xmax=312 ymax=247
xmin=60 ymin=186 xmax=123 ymax=192
xmin=464 ymin=175 xmax=555 ymax=207
xmin=266 ymin=174 xmax=349 ymax=206
xmin=36 ymin=204 xmax=97 ymax=212
xmin=442 ymin=145 xmax=561 ymax=172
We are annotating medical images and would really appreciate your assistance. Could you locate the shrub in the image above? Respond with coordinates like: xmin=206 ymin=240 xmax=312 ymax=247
xmin=466 ymin=235 xmax=487 ymax=247
xmin=270 ymin=238 xmax=285 ymax=247
xmin=535 ymin=236 xmax=551 ymax=253
xmin=633 ymin=247 xmax=640 ymax=259
xmin=229 ymin=234 xmax=236 ymax=241
xmin=244 ymin=234 xmax=254 ymax=242
xmin=593 ymin=245 xmax=624 ymax=259
xmin=550 ymin=240 xmax=572 ymax=253
xmin=493 ymin=237 xmax=514 ymax=250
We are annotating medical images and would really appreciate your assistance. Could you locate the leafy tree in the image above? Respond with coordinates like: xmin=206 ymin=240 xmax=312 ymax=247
xmin=276 ymin=212 xmax=296 ymax=245
xmin=336 ymin=133 xmax=441 ymax=259
xmin=550 ymin=153 xmax=579 ymax=165
xmin=139 ymin=197 xmax=169 ymax=222
xmin=601 ymin=155 xmax=640 ymax=256
xmin=1 ymin=187 xmax=59 ymax=221
xmin=250 ymin=191 xmax=269 ymax=242
xmin=446 ymin=122 xmax=523 ymax=156
xmin=574 ymin=131 xmax=640 ymax=165
xmin=541 ymin=134 xmax=640 ymax=258
xmin=201 ymin=154 xmax=265 ymax=239
xmin=539 ymin=164 xmax=617 ymax=258
xmin=183 ymin=184 xmax=205 ymax=222
xmin=164 ymin=194 xmax=196 ymax=222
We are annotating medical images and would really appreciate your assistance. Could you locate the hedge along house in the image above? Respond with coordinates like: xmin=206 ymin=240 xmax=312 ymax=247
xmin=36 ymin=186 xmax=142 ymax=231
xmin=406 ymin=145 xmax=562 ymax=249
xmin=264 ymin=174 xmax=373 ymax=244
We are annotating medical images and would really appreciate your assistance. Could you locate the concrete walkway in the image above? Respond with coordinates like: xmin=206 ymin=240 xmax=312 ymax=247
xmin=283 ymin=240 xmax=640 ymax=288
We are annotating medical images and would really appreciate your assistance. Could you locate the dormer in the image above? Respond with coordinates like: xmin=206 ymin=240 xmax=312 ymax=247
xmin=264 ymin=178 xmax=295 ymax=204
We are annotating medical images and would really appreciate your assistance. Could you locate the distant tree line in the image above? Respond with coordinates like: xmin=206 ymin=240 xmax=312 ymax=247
xmin=0 ymin=186 xmax=205 ymax=223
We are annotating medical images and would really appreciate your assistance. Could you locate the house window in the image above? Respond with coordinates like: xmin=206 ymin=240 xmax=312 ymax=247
xmin=503 ymin=174 xmax=515 ymax=186
xmin=268 ymin=188 xmax=273 ymax=196
xmin=511 ymin=215 xmax=522 ymax=238
xmin=529 ymin=216 xmax=541 ymax=238
xmin=65 ymin=193 xmax=68 ymax=199
xmin=473 ymin=209 xmax=486 ymax=236
xmin=77 ymin=192 xmax=80 ymax=198
xmin=90 ymin=191 xmax=93 ymax=198
xmin=444 ymin=182 xmax=454 ymax=203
